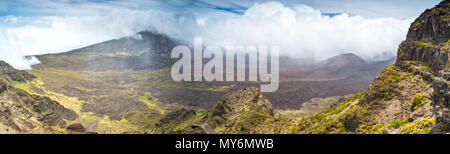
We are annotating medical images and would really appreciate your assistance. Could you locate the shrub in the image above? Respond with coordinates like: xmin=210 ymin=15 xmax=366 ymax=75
xmin=389 ymin=118 xmax=409 ymax=129
xmin=400 ymin=118 xmax=435 ymax=134
xmin=411 ymin=93 xmax=430 ymax=110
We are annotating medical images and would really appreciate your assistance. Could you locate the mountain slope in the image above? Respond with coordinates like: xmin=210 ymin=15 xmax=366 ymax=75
xmin=0 ymin=61 xmax=78 ymax=133
xmin=301 ymin=53 xmax=370 ymax=80
xmin=34 ymin=31 xmax=178 ymax=72
xmin=0 ymin=61 xmax=35 ymax=84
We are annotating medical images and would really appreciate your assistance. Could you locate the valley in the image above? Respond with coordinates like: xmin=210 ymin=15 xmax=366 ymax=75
xmin=1 ymin=31 xmax=393 ymax=133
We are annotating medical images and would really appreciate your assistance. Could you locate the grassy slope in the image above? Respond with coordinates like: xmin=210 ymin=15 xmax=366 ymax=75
xmin=294 ymin=63 xmax=437 ymax=134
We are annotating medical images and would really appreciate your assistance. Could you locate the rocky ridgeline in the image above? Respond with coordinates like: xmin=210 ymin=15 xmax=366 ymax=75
xmin=397 ymin=0 xmax=449 ymax=72
xmin=396 ymin=0 xmax=450 ymax=133
xmin=205 ymin=86 xmax=274 ymax=127
xmin=0 ymin=61 xmax=35 ymax=83
xmin=180 ymin=87 xmax=295 ymax=134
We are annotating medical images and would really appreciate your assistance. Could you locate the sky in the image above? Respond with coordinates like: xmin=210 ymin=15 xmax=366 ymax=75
xmin=0 ymin=0 xmax=442 ymax=69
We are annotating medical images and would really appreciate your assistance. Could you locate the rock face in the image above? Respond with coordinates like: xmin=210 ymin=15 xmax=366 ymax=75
xmin=405 ymin=1 xmax=449 ymax=44
xmin=66 ymin=123 xmax=87 ymax=133
xmin=0 ymin=61 xmax=78 ymax=133
xmin=200 ymin=87 xmax=298 ymax=134
xmin=397 ymin=0 xmax=450 ymax=133
xmin=397 ymin=0 xmax=450 ymax=71
xmin=0 ymin=85 xmax=79 ymax=132
xmin=0 ymin=61 xmax=35 ymax=83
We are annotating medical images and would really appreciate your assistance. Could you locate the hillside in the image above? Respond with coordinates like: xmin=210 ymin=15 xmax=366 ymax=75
xmin=0 ymin=61 xmax=78 ymax=134
xmin=190 ymin=0 xmax=449 ymax=134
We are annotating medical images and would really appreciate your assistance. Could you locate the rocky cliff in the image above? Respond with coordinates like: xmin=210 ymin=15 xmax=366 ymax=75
xmin=0 ymin=61 xmax=35 ymax=83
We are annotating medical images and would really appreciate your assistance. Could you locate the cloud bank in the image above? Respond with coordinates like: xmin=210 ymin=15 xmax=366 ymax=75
xmin=193 ymin=2 xmax=412 ymax=61
xmin=0 ymin=1 xmax=414 ymax=69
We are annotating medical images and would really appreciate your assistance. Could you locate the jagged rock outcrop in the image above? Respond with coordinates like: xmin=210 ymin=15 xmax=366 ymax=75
xmin=199 ymin=87 xmax=296 ymax=134
xmin=66 ymin=123 xmax=87 ymax=133
xmin=0 ymin=85 xmax=79 ymax=132
xmin=0 ymin=61 xmax=35 ymax=83
xmin=205 ymin=86 xmax=274 ymax=127
xmin=405 ymin=1 xmax=449 ymax=44
xmin=397 ymin=0 xmax=449 ymax=71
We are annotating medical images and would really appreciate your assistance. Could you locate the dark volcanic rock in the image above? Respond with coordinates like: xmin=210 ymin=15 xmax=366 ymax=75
xmin=66 ymin=123 xmax=87 ymax=133
xmin=397 ymin=41 xmax=448 ymax=71
xmin=406 ymin=0 xmax=450 ymax=44
xmin=397 ymin=0 xmax=450 ymax=71
xmin=0 ymin=87 xmax=79 ymax=132
xmin=0 ymin=61 xmax=35 ymax=83
xmin=182 ymin=123 xmax=215 ymax=134
xmin=159 ymin=108 xmax=196 ymax=124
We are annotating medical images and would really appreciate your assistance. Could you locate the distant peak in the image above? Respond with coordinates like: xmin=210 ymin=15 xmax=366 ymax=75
xmin=319 ymin=53 xmax=368 ymax=67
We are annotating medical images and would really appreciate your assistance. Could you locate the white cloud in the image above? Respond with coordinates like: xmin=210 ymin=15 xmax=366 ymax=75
xmin=187 ymin=2 xmax=412 ymax=61
xmin=0 ymin=1 xmax=413 ymax=69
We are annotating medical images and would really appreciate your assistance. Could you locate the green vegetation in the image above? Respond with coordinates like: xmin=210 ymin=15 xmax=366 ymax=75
xmin=131 ymin=91 xmax=165 ymax=114
xmin=294 ymin=93 xmax=365 ymax=134
xmin=411 ymin=93 xmax=430 ymax=110
xmin=359 ymin=123 xmax=387 ymax=134
xmin=444 ymin=40 xmax=450 ymax=49
xmin=442 ymin=97 xmax=449 ymax=107
xmin=366 ymin=64 xmax=404 ymax=102
xmin=389 ymin=118 xmax=409 ymax=129
xmin=20 ymin=65 xmax=237 ymax=133
xmin=123 ymin=111 xmax=163 ymax=131
xmin=400 ymin=118 xmax=435 ymax=134
xmin=411 ymin=41 xmax=432 ymax=47
xmin=414 ymin=22 xmax=422 ymax=27
xmin=419 ymin=62 xmax=430 ymax=72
